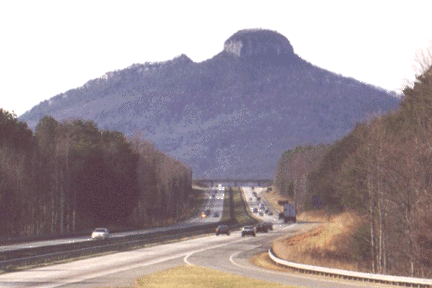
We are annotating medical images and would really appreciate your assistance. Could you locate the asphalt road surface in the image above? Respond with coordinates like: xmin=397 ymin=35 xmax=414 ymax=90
xmin=0 ymin=188 xmax=223 ymax=253
xmin=0 ymin=221 xmax=381 ymax=288
xmin=0 ymin=186 xmax=385 ymax=288
xmin=243 ymin=186 xmax=280 ymax=223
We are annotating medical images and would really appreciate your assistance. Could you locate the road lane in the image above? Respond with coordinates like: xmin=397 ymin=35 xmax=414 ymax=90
xmin=184 ymin=224 xmax=379 ymax=288
xmin=0 ymin=186 xmax=384 ymax=288
xmin=0 ymin=187 xmax=224 ymax=253
xmin=0 ymin=221 xmax=385 ymax=288
xmin=243 ymin=186 xmax=280 ymax=223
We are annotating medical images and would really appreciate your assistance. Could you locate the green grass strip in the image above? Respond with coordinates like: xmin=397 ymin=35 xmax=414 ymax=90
xmin=221 ymin=189 xmax=231 ymax=223
xmin=232 ymin=187 xmax=257 ymax=226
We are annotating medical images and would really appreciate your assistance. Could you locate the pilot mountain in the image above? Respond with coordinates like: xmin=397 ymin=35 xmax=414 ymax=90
xmin=20 ymin=29 xmax=400 ymax=179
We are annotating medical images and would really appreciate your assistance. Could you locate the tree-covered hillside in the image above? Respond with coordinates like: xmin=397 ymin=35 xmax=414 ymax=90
xmin=19 ymin=29 xmax=400 ymax=179
xmin=0 ymin=110 xmax=192 ymax=238
xmin=287 ymin=63 xmax=432 ymax=277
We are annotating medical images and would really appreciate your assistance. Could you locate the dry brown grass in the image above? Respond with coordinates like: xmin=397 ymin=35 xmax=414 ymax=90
xmin=133 ymin=265 xmax=298 ymax=288
xmin=296 ymin=209 xmax=329 ymax=222
xmin=272 ymin=211 xmax=364 ymax=272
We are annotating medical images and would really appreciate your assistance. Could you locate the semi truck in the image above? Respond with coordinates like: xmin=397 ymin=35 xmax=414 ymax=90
xmin=278 ymin=201 xmax=296 ymax=223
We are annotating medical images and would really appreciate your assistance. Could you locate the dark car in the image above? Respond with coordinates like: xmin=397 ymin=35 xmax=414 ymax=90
xmin=213 ymin=212 xmax=219 ymax=217
xmin=215 ymin=225 xmax=230 ymax=235
xmin=255 ymin=223 xmax=268 ymax=233
xmin=264 ymin=222 xmax=273 ymax=230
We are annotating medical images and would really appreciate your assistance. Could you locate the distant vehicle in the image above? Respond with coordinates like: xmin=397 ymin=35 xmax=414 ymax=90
xmin=259 ymin=204 xmax=265 ymax=209
xmin=215 ymin=225 xmax=230 ymax=235
xmin=268 ymin=211 xmax=273 ymax=216
xmin=263 ymin=222 xmax=273 ymax=230
xmin=259 ymin=211 xmax=264 ymax=216
xmin=241 ymin=226 xmax=256 ymax=237
xmin=253 ymin=208 xmax=258 ymax=213
xmin=91 ymin=228 xmax=109 ymax=240
xmin=201 ymin=212 xmax=207 ymax=218
xmin=217 ymin=183 xmax=224 ymax=190
xmin=213 ymin=212 xmax=219 ymax=217
xmin=255 ymin=223 xmax=268 ymax=233
xmin=278 ymin=202 xmax=296 ymax=223
xmin=205 ymin=209 xmax=211 ymax=216
xmin=265 ymin=209 xmax=269 ymax=214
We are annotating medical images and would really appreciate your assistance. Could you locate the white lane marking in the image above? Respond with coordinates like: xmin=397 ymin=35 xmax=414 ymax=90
xmin=185 ymin=223 xmax=299 ymax=267
xmin=183 ymin=236 xmax=249 ymax=265
xmin=25 ymin=252 xmax=195 ymax=288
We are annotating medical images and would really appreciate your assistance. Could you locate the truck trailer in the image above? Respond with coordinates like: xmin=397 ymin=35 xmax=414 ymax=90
xmin=278 ymin=201 xmax=296 ymax=223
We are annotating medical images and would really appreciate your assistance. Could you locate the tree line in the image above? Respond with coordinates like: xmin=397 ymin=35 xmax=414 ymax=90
xmin=274 ymin=63 xmax=432 ymax=277
xmin=0 ymin=113 xmax=192 ymax=238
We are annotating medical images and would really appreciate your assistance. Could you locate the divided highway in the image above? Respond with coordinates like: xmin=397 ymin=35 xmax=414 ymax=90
xmin=0 ymin=186 xmax=379 ymax=288
xmin=0 ymin=188 xmax=224 ymax=253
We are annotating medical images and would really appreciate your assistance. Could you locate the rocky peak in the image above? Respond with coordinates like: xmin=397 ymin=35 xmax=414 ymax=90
xmin=224 ymin=29 xmax=296 ymax=61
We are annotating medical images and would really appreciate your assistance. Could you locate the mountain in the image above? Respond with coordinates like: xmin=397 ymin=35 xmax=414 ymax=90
xmin=20 ymin=29 xmax=400 ymax=179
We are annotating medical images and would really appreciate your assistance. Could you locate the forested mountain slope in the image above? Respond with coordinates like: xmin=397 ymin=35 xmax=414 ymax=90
xmin=278 ymin=65 xmax=432 ymax=277
xmin=20 ymin=29 xmax=400 ymax=178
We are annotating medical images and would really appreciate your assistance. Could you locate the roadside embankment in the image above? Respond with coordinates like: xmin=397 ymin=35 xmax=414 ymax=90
xmin=255 ymin=210 xmax=366 ymax=273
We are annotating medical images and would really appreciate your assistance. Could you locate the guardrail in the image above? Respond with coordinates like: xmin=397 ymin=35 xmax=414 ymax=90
xmin=0 ymin=187 xmax=251 ymax=272
xmin=269 ymin=248 xmax=432 ymax=287
xmin=0 ymin=222 xmax=226 ymax=272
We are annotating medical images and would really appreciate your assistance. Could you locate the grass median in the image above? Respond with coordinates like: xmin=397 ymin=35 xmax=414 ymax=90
xmin=133 ymin=265 xmax=298 ymax=288
xmin=231 ymin=187 xmax=258 ymax=226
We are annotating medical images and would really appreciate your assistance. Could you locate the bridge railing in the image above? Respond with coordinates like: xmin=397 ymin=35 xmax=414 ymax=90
xmin=193 ymin=179 xmax=272 ymax=187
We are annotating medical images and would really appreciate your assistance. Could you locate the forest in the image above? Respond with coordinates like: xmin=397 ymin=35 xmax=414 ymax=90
xmin=275 ymin=62 xmax=432 ymax=277
xmin=0 ymin=113 xmax=193 ymax=238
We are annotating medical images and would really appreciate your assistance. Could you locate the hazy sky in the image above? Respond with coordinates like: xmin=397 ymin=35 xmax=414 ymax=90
xmin=1 ymin=0 xmax=431 ymax=116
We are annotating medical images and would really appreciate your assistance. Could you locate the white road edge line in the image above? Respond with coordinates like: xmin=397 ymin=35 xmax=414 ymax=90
xmin=183 ymin=236 xmax=248 ymax=265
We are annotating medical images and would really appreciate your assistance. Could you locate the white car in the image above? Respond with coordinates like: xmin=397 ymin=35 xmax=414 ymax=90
xmin=91 ymin=228 xmax=109 ymax=240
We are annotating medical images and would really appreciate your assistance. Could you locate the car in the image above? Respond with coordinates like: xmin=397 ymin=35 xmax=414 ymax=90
xmin=205 ymin=209 xmax=211 ymax=216
xmin=91 ymin=228 xmax=109 ymax=240
xmin=215 ymin=225 xmax=230 ymax=235
xmin=253 ymin=208 xmax=258 ymax=213
xmin=255 ymin=223 xmax=268 ymax=233
xmin=213 ymin=212 xmax=219 ymax=217
xmin=259 ymin=211 xmax=264 ymax=216
xmin=201 ymin=212 xmax=207 ymax=218
xmin=268 ymin=211 xmax=273 ymax=216
xmin=241 ymin=226 xmax=256 ymax=237
xmin=263 ymin=222 xmax=273 ymax=230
